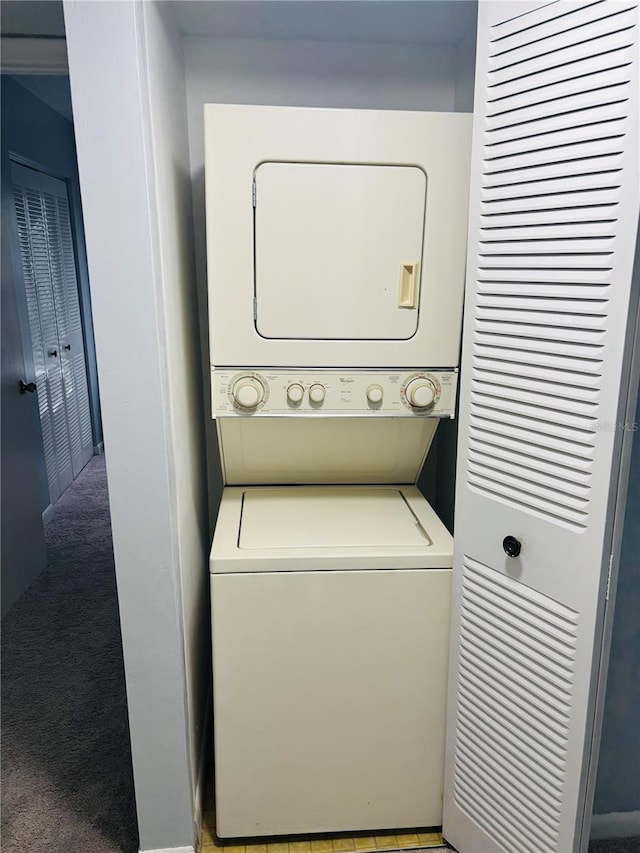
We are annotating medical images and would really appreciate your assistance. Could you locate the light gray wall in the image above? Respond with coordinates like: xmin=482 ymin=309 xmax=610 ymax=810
xmin=64 ymin=1 xmax=207 ymax=849
xmin=141 ymin=0 xmax=209 ymax=820
xmin=594 ymin=382 xmax=640 ymax=817
xmin=454 ymin=31 xmax=477 ymax=114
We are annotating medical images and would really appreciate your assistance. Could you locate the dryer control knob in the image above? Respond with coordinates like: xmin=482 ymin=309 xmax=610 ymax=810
xmin=232 ymin=376 xmax=265 ymax=410
xmin=405 ymin=378 xmax=436 ymax=409
xmin=366 ymin=384 xmax=383 ymax=404
xmin=309 ymin=384 xmax=326 ymax=404
xmin=287 ymin=383 xmax=304 ymax=404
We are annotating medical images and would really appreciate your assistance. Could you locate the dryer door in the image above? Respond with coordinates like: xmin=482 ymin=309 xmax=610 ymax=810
xmin=254 ymin=162 xmax=425 ymax=341
xmin=205 ymin=105 xmax=472 ymax=368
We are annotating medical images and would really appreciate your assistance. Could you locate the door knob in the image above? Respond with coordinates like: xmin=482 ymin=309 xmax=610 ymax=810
xmin=48 ymin=349 xmax=58 ymax=358
xmin=19 ymin=380 xmax=37 ymax=394
xmin=503 ymin=535 xmax=522 ymax=558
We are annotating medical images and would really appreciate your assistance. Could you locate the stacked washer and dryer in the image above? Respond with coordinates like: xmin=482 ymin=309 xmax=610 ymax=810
xmin=205 ymin=105 xmax=472 ymax=839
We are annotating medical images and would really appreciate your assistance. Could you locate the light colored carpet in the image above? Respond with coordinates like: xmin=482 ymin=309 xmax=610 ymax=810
xmin=1 ymin=455 xmax=138 ymax=852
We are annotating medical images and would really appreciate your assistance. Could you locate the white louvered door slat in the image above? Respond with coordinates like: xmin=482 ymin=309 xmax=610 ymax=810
xmin=444 ymin=3 xmax=640 ymax=853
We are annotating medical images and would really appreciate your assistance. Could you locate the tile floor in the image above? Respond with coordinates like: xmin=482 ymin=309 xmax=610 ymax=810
xmin=200 ymin=786 xmax=446 ymax=853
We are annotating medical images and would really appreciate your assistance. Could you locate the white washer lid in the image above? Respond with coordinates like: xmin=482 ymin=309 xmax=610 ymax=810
xmin=239 ymin=487 xmax=431 ymax=549
xmin=210 ymin=485 xmax=453 ymax=573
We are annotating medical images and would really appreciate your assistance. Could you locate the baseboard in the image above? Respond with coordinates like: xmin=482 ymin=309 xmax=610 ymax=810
xmin=42 ymin=504 xmax=55 ymax=524
xmin=590 ymin=810 xmax=640 ymax=840
xmin=93 ymin=442 xmax=104 ymax=455
xmin=139 ymin=846 xmax=194 ymax=853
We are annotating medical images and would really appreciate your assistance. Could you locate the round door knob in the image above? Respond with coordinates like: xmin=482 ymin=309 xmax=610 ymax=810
xmin=405 ymin=378 xmax=436 ymax=409
xmin=503 ymin=535 xmax=522 ymax=558
xmin=287 ymin=383 xmax=304 ymax=404
xmin=309 ymin=384 xmax=326 ymax=404
xmin=231 ymin=376 xmax=265 ymax=410
xmin=366 ymin=384 xmax=383 ymax=405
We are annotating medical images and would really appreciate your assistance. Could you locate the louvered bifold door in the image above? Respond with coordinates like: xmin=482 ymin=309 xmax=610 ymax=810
xmin=443 ymin=3 xmax=640 ymax=853
xmin=40 ymin=172 xmax=94 ymax=476
xmin=12 ymin=164 xmax=73 ymax=504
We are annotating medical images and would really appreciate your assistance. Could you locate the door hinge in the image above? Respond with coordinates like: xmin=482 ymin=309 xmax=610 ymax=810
xmin=252 ymin=181 xmax=256 ymax=208
xmin=605 ymin=554 xmax=614 ymax=602
xmin=253 ymin=297 xmax=257 ymax=321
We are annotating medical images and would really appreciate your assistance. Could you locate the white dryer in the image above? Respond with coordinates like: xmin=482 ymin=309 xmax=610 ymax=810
xmin=210 ymin=485 xmax=453 ymax=838
xmin=205 ymin=104 xmax=472 ymax=371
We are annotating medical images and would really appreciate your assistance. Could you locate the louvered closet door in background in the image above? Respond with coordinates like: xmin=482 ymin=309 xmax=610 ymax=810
xmin=12 ymin=163 xmax=93 ymax=505
xmin=444 ymin=3 xmax=639 ymax=853
xmin=12 ymin=165 xmax=73 ymax=504
xmin=40 ymin=171 xmax=93 ymax=477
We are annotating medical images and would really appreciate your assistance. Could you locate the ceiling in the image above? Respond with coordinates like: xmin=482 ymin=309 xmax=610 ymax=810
xmin=0 ymin=0 xmax=475 ymax=124
xmin=172 ymin=1 xmax=478 ymax=46
xmin=11 ymin=75 xmax=73 ymax=121
xmin=1 ymin=1 xmax=65 ymax=37
xmin=0 ymin=1 xmax=477 ymax=46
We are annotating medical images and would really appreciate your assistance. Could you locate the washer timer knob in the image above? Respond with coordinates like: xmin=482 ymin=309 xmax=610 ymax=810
xmin=309 ymin=384 xmax=326 ymax=404
xmin=366 ymin=384 xmax=383 ymax=404
xmin=405 ymin=377 xmax=436 ymax=409
xmin=286 ymin=383 xmax=304 ymax=404
xmin=231 ymin=376 xmax=266 ymax=410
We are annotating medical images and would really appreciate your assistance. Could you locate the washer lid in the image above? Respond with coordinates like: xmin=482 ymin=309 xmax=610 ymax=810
xmin=211 ymin=485 xmax=453 ymax=572
xmin=239 ymin=487 xmax=431 ymax=550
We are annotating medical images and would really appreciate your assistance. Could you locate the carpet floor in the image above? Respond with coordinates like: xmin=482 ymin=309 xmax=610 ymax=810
xmin=589 ymin=842 xmax=640 ymax=853
xmin=1 ymin=455 xmax=638 ymax=853
xmin=1 ymin=455 xmax=138 ymax=853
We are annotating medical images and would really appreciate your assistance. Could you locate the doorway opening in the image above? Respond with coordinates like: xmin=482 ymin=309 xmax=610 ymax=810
xmin=1 ymin=65 xmax=138 ymax=852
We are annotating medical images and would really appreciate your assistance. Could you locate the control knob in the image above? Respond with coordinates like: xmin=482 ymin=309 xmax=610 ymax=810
xmin=286 ymin=383 xmax=304 ymax=404
xmin=309 ymin=384 xmax=326 ymax=404
xmin=231 ymin=375 xmax=266 ymax=410
xmin=405 ymin=377 xmax=436 ymax=409
xmin=366 ymin=384 xmax=383 ymax=405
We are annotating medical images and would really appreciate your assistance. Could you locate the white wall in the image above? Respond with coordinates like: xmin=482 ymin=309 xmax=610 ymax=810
xmin=64 ymin=2 xmax=207 ymax=850
xmin=141 ymin=1 xmax=209 ymax=820
xmin=184 ymin=35 xmax=465 ymax=528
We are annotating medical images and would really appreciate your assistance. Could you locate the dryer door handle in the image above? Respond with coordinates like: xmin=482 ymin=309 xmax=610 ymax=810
xmin=398 ymin=261 xmax=419 ymax=309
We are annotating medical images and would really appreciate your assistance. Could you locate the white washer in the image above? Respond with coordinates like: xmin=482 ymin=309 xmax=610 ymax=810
xmin=210 ymin=485 xmax=453 ymax=838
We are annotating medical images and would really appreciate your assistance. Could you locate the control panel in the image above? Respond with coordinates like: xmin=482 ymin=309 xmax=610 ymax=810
xmin=212 ymin=369 xmax=458 ymax=417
